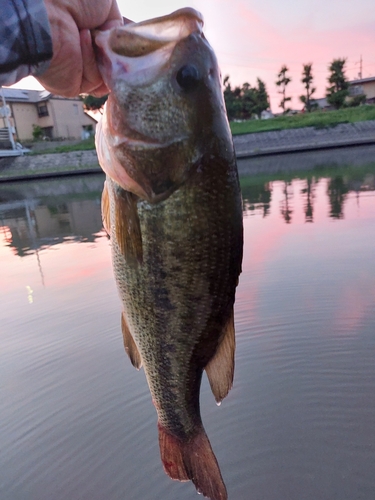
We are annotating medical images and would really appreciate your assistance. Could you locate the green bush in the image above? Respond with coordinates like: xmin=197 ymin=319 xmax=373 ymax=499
xmin=32 ymin=124 xmax=43 ymax=140
xmin=348 ymin=94 xmax=367 ymax=107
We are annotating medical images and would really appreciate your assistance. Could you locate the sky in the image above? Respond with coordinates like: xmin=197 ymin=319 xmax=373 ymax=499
xmin=10 ymin=0 xmax=375 ymax=112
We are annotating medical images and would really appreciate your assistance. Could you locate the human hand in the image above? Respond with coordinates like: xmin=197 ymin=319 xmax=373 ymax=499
xmin=36 ymin=0 xmax=123 ymax=97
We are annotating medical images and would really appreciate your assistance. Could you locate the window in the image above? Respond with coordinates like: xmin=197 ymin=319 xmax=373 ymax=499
xmin=350 ymin=85 xmax=363 ymax=96
xmin=42 ymin=126 xmax=53 ymax=139
xmin=37 ymin=103 xmax=49 ymax=117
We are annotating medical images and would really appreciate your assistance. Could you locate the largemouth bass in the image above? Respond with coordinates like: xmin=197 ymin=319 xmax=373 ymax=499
xmin=95 ymin=8 xmax=243 ymax=499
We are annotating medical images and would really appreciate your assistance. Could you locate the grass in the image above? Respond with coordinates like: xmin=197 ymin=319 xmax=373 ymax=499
xmin=30 ymin=136 xmax=96 ymax=155
xmin=230 ymin=105 xmax=375 ymax=136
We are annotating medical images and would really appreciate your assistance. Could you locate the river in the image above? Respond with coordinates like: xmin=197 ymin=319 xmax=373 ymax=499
xmin=1 ymin=157 xmax=375 ymax=500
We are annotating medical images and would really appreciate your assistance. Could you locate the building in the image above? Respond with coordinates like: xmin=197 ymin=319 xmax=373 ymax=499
xmin=308 ymin=97 xmax=330 ymax=110
xmin=307 ymin=77 xmax=375 ymax=111
xmin=349 ymin=76 xmax=375 ymax=103
xmin=1 ymin=87 xmax=97 ymax=142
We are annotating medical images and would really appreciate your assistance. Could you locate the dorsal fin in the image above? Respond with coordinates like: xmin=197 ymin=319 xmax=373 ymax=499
xmin=101 ymin=181 xmax=111 ymax=236
xmin=205 ymin=310 xmax=235 ymax=404
xmin=121 ymin=312 xmax=142 ymax=370
xmin=114 ymin=188 xmax=143 ymax=267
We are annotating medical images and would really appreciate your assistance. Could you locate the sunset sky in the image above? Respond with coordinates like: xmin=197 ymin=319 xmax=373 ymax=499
xmin=11 ymin=0 xmax=375 ymax=112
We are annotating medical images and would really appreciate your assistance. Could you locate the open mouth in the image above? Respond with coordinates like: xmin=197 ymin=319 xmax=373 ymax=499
xmin=94 ymin=8 xmax=204 ymax=87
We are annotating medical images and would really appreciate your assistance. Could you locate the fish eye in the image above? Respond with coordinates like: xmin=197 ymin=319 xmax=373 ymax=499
xmin=176 ymin=65 xmax=200 ymax=91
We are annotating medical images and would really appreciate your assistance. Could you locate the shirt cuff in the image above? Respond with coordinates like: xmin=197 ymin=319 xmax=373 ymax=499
xmin=0 ymin=0 xmax=53 ymax=86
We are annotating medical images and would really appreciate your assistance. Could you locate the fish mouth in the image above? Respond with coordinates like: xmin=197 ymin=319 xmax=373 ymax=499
xmin=94 ymin=8 xmax=204 ymax=87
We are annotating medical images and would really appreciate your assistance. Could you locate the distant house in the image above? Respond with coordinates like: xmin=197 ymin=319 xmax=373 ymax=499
xmin=261 ymin=109 xmax=274 ymax=119
xmin=1 ymin=88 xmax=97 ymax=142
xmin=348 ymin=76 xmax=375 ymax=103
xmin=309 ymin=78 xmax=375 ymax=111
xmin=310 ymin=97 xmax=330 ymax=110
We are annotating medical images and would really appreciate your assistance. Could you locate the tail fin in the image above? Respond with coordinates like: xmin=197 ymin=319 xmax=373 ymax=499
xmin=158 ymin=423 xmax=227 ymax=500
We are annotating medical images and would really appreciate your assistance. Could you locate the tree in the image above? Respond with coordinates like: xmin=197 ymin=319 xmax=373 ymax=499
xmin=326 ymin=58 xmax=349 ymax=109
xmin=223 ymin=76 xmax=271 ymax=121
xmin=253 ymin=78 xmax=270 ymax=118
xmin=223 ymin=75 xmax=241 ymax=121
xmin=276 ymin=65 xmax=292 ymax=114
xmin=240 ymin=82 xmax=257 ymax=120
xmin=223 ymin=77 xmax=256 ymax=120
xmin=299 ymin=63 xmax=316 ymax=112
xmin=81 ymin=94 xmax=108 ymax=114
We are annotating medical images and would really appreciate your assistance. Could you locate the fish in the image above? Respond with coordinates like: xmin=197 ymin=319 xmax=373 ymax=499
xmin=94 ymin=8 xmax=243 ymax=499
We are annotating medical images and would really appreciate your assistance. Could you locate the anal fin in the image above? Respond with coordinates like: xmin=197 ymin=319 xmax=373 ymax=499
xmin=114 ymin=187 xmax=143 ymax=267
xmin=205 ymin=310 xmax=235 ymax=404
xmin=121 ymin=312 xmax=142 ymax=370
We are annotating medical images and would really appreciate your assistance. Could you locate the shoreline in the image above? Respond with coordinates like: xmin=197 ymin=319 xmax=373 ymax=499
xmin=1 ymin=120 xmax=375 ymax=182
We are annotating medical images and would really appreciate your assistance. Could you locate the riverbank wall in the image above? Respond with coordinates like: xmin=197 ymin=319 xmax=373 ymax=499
xmin=1 ymin=120 xmax=375 ymax=182
xmin=0 ymin=150 xmax=100 ymax=182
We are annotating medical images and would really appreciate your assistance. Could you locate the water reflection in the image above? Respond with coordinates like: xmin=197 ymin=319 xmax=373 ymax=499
xmin=0 ymin=175 xmax=105 ymax=256
xmin=327 ymin=176 xmax=349 ymax=219
xmin=280 ymin=180 xmax=293 ymax=224
xmin=241 ymin=181 xmax=272 ymax=217
xmin=240 ymin=166 xmax=375 ymax=222
xmin=301 ymin=178 xmax=316 ymax=222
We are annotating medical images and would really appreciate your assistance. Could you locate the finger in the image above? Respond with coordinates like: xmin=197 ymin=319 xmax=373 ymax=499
xmin=90 ymin=83 xmax=110 ymax=97
xmin=79 ymin=29 xmax=104 ymax=94
xmin=99 ymin=0 xmax=123 ymax=30
xmin=100 ymin=18 xmax=123 ymax=30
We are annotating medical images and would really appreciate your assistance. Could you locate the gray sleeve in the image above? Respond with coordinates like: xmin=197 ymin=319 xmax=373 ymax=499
xmin=0 ymin=0 xmax=53 ymax=86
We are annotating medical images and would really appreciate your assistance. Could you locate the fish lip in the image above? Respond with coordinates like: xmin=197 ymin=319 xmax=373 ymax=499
xmin=94 ymin=8 xmax=204 ymax=87
xmin=111 ymin=8 xmax=203 ymax=42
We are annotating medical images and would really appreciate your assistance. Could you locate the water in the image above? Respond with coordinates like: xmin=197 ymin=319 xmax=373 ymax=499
xmin=1 ymin=161 xmax=375 ymax=500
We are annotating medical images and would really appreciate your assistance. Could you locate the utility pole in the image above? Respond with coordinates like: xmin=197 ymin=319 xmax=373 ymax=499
xmin=358 ymin=55 xmax=362 ymax=79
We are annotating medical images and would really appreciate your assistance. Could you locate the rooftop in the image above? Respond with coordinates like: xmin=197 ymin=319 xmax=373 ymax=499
xmin=2 ymin=88 xmax=51 ymax=103
xmin=1 ymin=87 xmax=85 ymax=103
xmin=349 ymin=76 xmax=375 ymax=85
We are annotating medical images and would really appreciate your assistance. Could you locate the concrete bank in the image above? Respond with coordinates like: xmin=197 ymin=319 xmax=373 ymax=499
xmin=0 ymin=150 xmax=101 ymax=183
xmin=1 ymin=120 xmax=375 ymax=182
xmin=233 ymin=120 xmax=375 ymax=157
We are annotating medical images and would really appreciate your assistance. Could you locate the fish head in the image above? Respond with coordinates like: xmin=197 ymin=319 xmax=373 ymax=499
xmin=95 ymin=8 xmax=233 ymax=202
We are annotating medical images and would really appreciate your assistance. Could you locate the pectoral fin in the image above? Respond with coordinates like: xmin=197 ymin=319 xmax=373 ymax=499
xmin=114 ymin=188 xmax=143 ymax=267
xmin=205 ymin=310 xmax=235 ymax=404
xmin=121 ymin=312 xmax=142 ymax=370
xmin=101 ymin=181 xmax=111 ymax=236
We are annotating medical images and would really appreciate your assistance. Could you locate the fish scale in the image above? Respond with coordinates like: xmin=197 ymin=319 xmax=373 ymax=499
xmin=110 ymin=161 xmax=239 ymax=428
